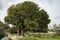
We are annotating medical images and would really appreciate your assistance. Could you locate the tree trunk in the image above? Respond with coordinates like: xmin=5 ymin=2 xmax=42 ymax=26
xmin=18 ymin=28 xmax=20 ymax=36
xmin=20 ymin=25 xmax=24 ymax=37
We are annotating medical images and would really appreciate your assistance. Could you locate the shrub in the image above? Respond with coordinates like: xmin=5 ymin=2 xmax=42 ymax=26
xmin=0 ymin=28 xmax=5 ymax=40
xmin=8 ymin=38 xmax=12 ymax=40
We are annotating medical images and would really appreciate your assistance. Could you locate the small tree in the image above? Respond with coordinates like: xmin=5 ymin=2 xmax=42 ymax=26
xmin=53 ymin=24 xmax=60 ymax=35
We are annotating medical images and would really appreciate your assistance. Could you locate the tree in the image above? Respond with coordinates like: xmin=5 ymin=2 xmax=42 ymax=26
xmin=4 ymin=1 xmax=50 ymax=36
xmin=0 ymin=28 xmax=5 ymax=40
xmin=0 ymin=21 xmax=10 ymax=29
xmin=37 ymin=9 xmax=50 ymax=32
xmin=53 ymin=24 xmax=60 ymax=35
xmin=0 ymin=21 xmax=10 ymax=33
xmin=0 ymin=21 xmax=9 ymax=39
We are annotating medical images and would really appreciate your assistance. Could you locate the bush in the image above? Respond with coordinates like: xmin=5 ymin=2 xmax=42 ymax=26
xmin=25 ymin=32 xmax=56 ymax=38
xmin=25 ymin=31 xmax=31 ymax=37
xmin=8 ymin=38 xmax=12 ymax=40
xmin=10 ymin=26 xmax=18 ymax=34
xmin=0 ymin=28 xmax=5 ymax=40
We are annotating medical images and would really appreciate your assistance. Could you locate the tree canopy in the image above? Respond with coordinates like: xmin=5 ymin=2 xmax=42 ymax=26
xmin=4 ymin=1 xmax=50 ymax=36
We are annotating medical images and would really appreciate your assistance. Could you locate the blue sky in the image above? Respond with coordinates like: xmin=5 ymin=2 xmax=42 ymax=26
xmin=0 ymin=0 xmax=60 ymax=26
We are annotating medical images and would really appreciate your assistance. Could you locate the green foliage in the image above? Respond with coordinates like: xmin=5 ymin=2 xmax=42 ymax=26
xmin=0 ymin=28 xmax=5 ymax=40
xmin=8 ymin=38 xmax=12 ymax=40
xmin=25 ymin=32 xmax=55 ymax=38
xmin=4 ymin=1 xmax=50 ymax=35
xmin=0 ymin=21 xmax=10 ymax=30
xmin=53 ymin=24 xmax=60 ymax=35
xmin=18 ymin=35 xmax=60 ymax=40
xmin=0 ymin=21 xmax=10 ymax=39
xmin=10 ymin=26 xmax=18 ymax=34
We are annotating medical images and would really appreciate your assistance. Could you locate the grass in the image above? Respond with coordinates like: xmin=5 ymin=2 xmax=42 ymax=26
xmin=9 ymin=32 xmax=60 ymax=40
xmin=8 ymin=34 xmax=17 ymax=37
xmin=18 ymin=35 xmax=60 ymax=40
xmin=19 ymin=37 xmax=60 ymax=40
xmin=10 ymin=34 xmax=16 ymax=36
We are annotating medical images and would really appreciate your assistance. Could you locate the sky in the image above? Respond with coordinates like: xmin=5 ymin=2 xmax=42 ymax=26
xmin=0 ymin=0 xmax=60 ymax=26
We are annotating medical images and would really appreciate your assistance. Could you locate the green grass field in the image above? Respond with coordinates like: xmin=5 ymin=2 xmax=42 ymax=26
xmin=19 ymin=35 xmax=60 ymax=40
xmin=19 ymin=38 xmax=60 ymax=40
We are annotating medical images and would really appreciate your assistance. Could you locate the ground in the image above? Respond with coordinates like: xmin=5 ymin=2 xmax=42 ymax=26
xmin=6 ymin=32 xmax=60 ymax=40
xmin=19 ymin=35 xmax=60 ymax=40
xmin=8 ymin=34 xmax=60 ymax=40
